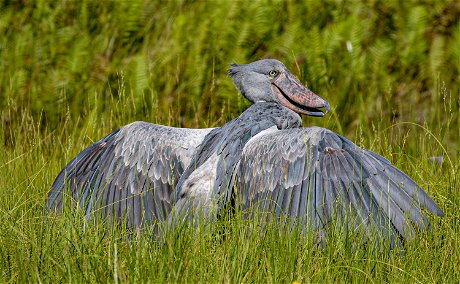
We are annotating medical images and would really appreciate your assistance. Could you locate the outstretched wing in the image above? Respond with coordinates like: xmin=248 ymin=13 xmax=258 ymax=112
xmin=235 ymin=126 xmax=444 ymax=246
xmin=47 ymin=121 xmax=212 ymax=228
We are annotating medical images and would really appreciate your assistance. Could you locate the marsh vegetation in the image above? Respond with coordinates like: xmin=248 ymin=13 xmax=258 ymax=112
xmin=0 ymin=1 xmax=459 ymax=282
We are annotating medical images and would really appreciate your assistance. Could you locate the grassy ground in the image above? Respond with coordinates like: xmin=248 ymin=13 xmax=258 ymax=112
xmin=1 ymin=1 xmax=459 ymax=282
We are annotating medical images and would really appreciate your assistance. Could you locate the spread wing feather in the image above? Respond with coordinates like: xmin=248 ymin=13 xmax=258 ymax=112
xmin=47 ymin=121 xmax=212 ymax=228
xmin=236 ymin=126 xmax=444 ymax=245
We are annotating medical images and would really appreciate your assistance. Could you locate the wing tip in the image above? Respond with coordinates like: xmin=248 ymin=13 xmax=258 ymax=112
xmin=431 ymin=205 xmax=445 ymax=217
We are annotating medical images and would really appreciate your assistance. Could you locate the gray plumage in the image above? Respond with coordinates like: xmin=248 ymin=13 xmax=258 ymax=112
xmin=234 ymin=126 xmax=444 ymax=247
xmin=172 ymin=102 xmax=302 ymax=219
xmin=47 ymin=122 xmax=212 ymax=227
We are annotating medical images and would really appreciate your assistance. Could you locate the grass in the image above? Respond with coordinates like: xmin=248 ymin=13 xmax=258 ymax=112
xmin=1 ymin=1 xmax=459 ymax=282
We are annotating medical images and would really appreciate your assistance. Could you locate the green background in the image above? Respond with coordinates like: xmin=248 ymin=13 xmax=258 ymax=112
xmin=0 ymin=1 xmax=459 ymax=282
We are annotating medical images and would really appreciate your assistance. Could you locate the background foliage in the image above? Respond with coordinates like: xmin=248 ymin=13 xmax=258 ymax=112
xmin=0 ymin=0 xmax=459 ymax=282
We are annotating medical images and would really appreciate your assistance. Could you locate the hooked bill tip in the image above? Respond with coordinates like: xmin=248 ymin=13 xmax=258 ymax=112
xmin=323 ymin=101 xmax=331 ymax=113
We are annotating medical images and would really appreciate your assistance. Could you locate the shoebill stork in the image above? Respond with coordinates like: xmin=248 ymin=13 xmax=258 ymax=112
xmin=47 ymin=59 xmax=443 ymax=246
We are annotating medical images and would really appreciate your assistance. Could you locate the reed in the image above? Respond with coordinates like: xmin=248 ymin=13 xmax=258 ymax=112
xmin=0 ymin=1 xmax=458 ymax=282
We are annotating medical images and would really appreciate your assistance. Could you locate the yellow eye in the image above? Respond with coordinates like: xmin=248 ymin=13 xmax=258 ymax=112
xmin=269 ymin=70 xmax=278 ymax=77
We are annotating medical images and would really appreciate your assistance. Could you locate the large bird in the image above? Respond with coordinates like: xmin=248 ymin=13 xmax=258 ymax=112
xmin=47 ymin=59 xmax=443 ymax=246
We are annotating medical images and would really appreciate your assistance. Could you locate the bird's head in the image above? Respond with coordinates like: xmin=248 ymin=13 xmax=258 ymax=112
xmin=228 ymin=59 xmax=330 ymax=117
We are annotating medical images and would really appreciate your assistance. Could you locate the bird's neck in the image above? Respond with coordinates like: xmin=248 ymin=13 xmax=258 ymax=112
xmin=248 ymin=102 xmax=302 ymax=130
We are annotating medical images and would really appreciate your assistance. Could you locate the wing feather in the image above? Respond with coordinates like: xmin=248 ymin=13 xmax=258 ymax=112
xmin=47 ymin=121 xmax=212 ymax=228
xmin=236 ymin=126 xmax=444 ymax=246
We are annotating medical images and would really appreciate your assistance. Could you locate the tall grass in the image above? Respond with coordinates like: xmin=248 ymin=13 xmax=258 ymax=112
xmin=0 ymin=1 xmax=459 ymax=282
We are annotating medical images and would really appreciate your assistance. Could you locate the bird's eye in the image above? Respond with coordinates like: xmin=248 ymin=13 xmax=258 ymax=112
xmin=269 ymin=70 xmax=278 ymax=77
